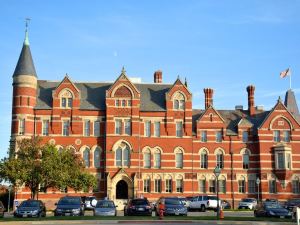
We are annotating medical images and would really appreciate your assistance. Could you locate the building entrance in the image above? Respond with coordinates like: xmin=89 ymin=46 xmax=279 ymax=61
xmin=116 ymin=180 xmax=128 ymax=199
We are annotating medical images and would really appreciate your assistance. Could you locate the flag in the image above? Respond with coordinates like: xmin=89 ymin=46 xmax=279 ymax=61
xmin=280 ymin=68 xmax=291 ymax=78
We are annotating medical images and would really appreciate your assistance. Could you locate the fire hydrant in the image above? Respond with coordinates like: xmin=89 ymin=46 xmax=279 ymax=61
xmin=158 ymin=201 xmax=165 ymax=220
xmin=220 ymin=208 xmax=224 ymax=219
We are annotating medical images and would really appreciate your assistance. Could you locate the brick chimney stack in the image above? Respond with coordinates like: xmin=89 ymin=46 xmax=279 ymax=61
xmin=154 ymin=70 xmax=162 ymax=83
xmin=204 ymin=88 xmax=214 ymax=109
xmin=247 ymin=85 xmax=255 ymax=116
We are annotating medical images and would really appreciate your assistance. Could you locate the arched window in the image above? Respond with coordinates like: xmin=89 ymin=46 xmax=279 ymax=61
xmin=242 ymin=150 xmax=250 ymax=169
xmin=292 ymin=177 xmax=300 ymax=194
xmin=218 ymin=176 xmax=226 ymax=193
xmin=154 ymin=149 xmax=161 ymax=168
xmin=200 ymin=150 xmax=208 ymax=169
xmin=238 ymin=176 xmax=246 ymax=193
xmin=144 ymin=149 xmax=151 ymax=168
xmin=83 ymin=148 xmax=90 ymax=168
xmin=216 ymin=150 xmax=224 ymax=169
xmin=199 ymin=176 xmax=206 ymax=193
xmin=143 ymin=176 xmax=151 ymax=193
xmin=154 ymin=175 xmax=162 ymax=193
xmin=175 ymin=149 xmax=183 ymax=168
xmin=173 ymin=92 xmax=185 ymax=110
xmin=176 ymin=175 xmax=183 ymax=193
xmin=115 ymin=142 xmax=131 ymax=167
xmin=94 ymin=147 xmax=101 ymax=168
xmin=165 ymin=175 xmax=172 ymax=193
xmin=209 ymin=176 xmax=216 ymax=193
xmin=60 ymin=89 xmax=73 ymax=108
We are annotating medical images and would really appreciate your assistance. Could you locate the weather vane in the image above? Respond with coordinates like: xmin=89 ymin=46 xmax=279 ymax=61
xmin=25 ymin=18 xmax=31 ymax=29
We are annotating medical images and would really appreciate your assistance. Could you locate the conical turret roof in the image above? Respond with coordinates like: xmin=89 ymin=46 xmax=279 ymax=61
xmin=284 ymin=89 xmax=300 ymax=116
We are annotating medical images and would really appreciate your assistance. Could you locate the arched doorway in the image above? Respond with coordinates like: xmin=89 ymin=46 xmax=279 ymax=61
xmin=116 ymin=180 xmax=128 ymax=199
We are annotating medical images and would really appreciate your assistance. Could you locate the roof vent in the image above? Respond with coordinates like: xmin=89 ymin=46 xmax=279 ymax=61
xmin=256 ymin=105 xmax=264 ymax=111
xmin=235 ymin=105 xmax=243 ymax=110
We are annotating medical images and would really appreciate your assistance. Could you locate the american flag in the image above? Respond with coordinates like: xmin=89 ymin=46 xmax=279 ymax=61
xmin=280 ymin=68 xmax=291 ymax=78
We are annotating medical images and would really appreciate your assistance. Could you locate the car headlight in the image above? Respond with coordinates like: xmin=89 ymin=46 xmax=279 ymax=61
xmin=269 ymin=211 xmax=275 ymax=215
xmin=288 ymin=211 xmax=292 ymax=215
xmin=56 ymin=208 xmax=62 ymax=212
xmin=32 ymin=209 xmax=39 ymax=214
xmin=72 ymin=208 xmax=80 ymax=213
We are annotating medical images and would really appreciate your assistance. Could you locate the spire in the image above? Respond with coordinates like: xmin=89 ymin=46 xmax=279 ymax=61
xmin=284 ymin=89 xmax=300 ymax=116
xmin=13 ymin=19 xmax=37 ymax=78
xmin=184 ymin=77 xmax=188 ymax=87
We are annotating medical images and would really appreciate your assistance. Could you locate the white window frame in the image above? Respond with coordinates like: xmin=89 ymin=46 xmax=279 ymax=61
xmin=145 ymin=121 xmax=151 ymax=137
xmin=62 ymin=120 xmax=70 ymax=136
xmin=154 ymin=121 xmax=160 ymax=137
xmin=176 ymin=121 xmax=183 ymax=137
xmin=94 ymin=121 xmax=100 ymax=137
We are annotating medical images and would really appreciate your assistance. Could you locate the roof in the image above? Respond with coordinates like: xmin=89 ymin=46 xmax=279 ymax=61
xmin=13 ymin=43 xmax=37 ymax=78
xmin=285 ymin=89 xmax=300 ymax=119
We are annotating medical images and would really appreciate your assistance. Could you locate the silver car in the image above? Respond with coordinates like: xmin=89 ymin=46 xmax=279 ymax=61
xmin=93 ymin=200 xmax=117 ymax=216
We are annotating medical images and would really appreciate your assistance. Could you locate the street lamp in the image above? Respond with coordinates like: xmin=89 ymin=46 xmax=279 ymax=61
xmin=214 ymin=166 xmax=221 ymax=220
xmin=256 ymin=177 xmax=260 ymax=203
xmin=7 ymin=185 xmax=12 ymax=213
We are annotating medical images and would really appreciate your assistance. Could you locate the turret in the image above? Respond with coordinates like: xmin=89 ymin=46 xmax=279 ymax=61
xmin=11 ymin=22 xmax=37 ymax=144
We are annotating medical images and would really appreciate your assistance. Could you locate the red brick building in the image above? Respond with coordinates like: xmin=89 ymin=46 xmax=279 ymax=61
xmin=11 ymin=30 xmax=300 ymax=208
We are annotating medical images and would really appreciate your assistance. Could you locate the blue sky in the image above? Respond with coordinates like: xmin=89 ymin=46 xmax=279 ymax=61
xmin=0 ymin=0 xmax=300 ymax=159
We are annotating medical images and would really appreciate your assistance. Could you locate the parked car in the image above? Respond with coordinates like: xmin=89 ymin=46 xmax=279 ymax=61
xmin=254 ymin=202 xmax=292 ymax=218
xmin=124 ymin=198 xmax=152 ymax=216
xmin=238 ymin=198 xmax=257 ymax=210
xmin=13 ymin=199 xmax=46 ymax=218
xmin=93 ymin=200 xmax=117 ymax=216
xmin=284 ymin=199 xmax=300 ymax=211
xmin=54 ymin=196 xmax=85 ymax=216
xmin=83 ymin=196 xmax=97 ymax=210
xmin=156 ymin=197 xmax=187 ymax=216
xmin=188 ymin=195 xmax=221 ymax=212
xmin=221 ymin=200 xmax=231 ymax=209
xmin=0 ymin=201 xmax=5 ymax=218
xmin=265 ymin=198 xmax=279 ymax=204
xmin=177 ymin=197 xmax=189 ymax=208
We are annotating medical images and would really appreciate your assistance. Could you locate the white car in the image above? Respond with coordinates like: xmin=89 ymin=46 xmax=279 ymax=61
xmin=189 ymin=195 xmax=221 ymax=212
xmin=238 ymin=198 xmax=257 ymax=210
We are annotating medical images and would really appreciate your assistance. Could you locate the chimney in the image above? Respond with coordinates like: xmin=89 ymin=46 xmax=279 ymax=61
xmin=154 ymin=70 xmax=162 ymax=83
xmin=247 ymin=85 xmax=255 ymax=116
xmin=203 ymin=88 xmax=214 ymax=109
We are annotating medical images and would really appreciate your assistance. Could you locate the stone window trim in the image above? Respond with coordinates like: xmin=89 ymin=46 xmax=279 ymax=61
xmin=114 ymin=118 xmax=131 ymax=135
xmin=200 ymin=148 xmax=209 ymax=169
xmin=273 ymin=145 xmax=292 ymax=170
xmin=112 ymin=141 xmax=132 ymax=168
xmin=172 ymin=91 xmax=186 ymax=110
xmin=59 ymin=89 xmax=74 ymax=109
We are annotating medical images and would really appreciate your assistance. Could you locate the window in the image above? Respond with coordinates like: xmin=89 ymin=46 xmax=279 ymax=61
xmin=128 ymin=100 xmax=132 ymax=107
xmin=94 ymin=121 xmax=100 ymax=137
xmin=174 ymin=100 xmax=179 ymax=109
xmin=277 ymin=153 xmax=284 ymax=169
xmin=274 ymin=130 xmax=280 ymax=142
xmin=154 ymin=150 xmax=161 ymax=168
xmin=216 ymin=151 xmax=224 ymax=169
xmin=154 ymin=122 xmax=160 ymax=137
xmin=292 ymin=178 xmax=300 ymax=194
xmin=218 ymin=179 xmax=226 ymax=193
xmin=124 ymin=119 xmax=131 ymax=135
xmin=144 ymin=150 xmax=151 ymax=168
xmin=155 ymin=178 xmax=161 ymax=192
xmin=201 ymin=131 xmax=207 ymax=142
xmin=68 ymin=98 xmax=72 ymax=107
xmin=165 ymin=178 xmax=172 ymax=193
xmin=176 ymin=121 xmax=183 ymax=137
xmin=122 ymin=100 xmax=126 ymax=107
xmin=243 ymin=150 xmax=250 ymax=169
xmin=84 ymin=120 xmax=90 ymax=136
xmin=242 ymin=131 xmax=248 ymax=143
xmin=60 ymin=90 xmax=73 ymax=108
xmin=144 ymin=178 xmax=151 ymax=193
xmin=42 ymin=120 xmax=49 ymax=136
xmin=115 ymin=99 xmax=119 ymax=107
xmin=248 ymin=180 xmax=256 ymax=193
xmin=269 ymin=180 xmax=277 ymax=193
xmin=19 ymin=118 xmax=25 ymax=135
xmin=238 ymin=177 xmax=246 ymax=193
xmin=176 ymin=150 xmax=183 ymax=168
xmin=115 ymin=144 xmax=130 ymax=167
xmin=176 ymin=178 xmax=183 ymax=192
xmin=216 ymin=131 xmax=222 ymax=143
xmin=173 ymin=92 xmax=185 ymax=110
xmin=209 ymin=179 xmax=216 ymax=193
xmin=83 ymin=148 xmax=90 ymax=168
xmin=199 ymin=179 xmax=206 ymax=193
xmin=200 ymin=150 xmax=208 ymax=169
xmin=63 ymin=121 xmax=70 ymax=136
xmin=276 ymin=151 xmax=291 ymax=170
xmin=115 ymin=119 xmax=122 ymax=135
xmin=94 ymin=147 xmax=100 ymax=168
xmin=283 ymin=130 xmax=290 ymax=142
xmin=145 ymin=121 xmax=151 ymax=137
xmin=93 ymin=174 xmax=101 ymax=192
xmin=62 ymin=98 xmax=67 ymax=107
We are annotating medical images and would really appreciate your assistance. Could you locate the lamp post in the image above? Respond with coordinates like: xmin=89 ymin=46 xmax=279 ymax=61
xmin=256 ymin=177 xmax=260 ymax=203
xmin=7 ymin=185 xmax=11 ymax=213
xmin=214 ymin=166 xmax=221 ymax=220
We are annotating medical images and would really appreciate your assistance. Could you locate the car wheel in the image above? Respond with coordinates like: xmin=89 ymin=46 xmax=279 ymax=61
xmin=201 ymin=205 xmax=206 ymax=212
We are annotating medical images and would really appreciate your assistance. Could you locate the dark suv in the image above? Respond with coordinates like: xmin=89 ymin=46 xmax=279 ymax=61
xmin=124 ymin=198 xmax=152 ymax=216
xmin=54 ymin=196 xmax=84 ymax=216
xmin=14 ymin=200 xmax=46 ymax=218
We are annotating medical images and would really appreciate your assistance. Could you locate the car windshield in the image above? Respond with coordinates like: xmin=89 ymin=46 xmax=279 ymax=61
xmin=265 ymin=204 xmax=284 ymax=209
xmin=131 ymin=199 xmax=149 ymax=205
xmin=242 ymin=199 xmax=255 ymax=202
xmin=20 ymin=201 xmax=39 ymax=207
xmin=96 ymin=201 xmax=114 ymax=208
xmin=58 ymin=197 xmax=81 ymax=205
xmin=208 ymin=196 xmax=218 ymax=200
xmin=165 ymin=199 xmax=182 ymax=205
xmin=288 ymin=199 xmax=300 ymax=204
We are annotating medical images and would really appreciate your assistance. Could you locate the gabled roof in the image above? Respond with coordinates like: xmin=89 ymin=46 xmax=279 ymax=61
xmin=166 ymin=77 xmax=192 ymax=96
xmin=197 ymin=106 xmax=225 ymax=123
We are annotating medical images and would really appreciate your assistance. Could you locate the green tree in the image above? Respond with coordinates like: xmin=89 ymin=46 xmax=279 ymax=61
xmin=0 ymin=136 xmax=96 ymax=199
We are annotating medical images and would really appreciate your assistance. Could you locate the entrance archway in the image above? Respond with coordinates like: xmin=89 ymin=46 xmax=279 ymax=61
xmin=116 ymin=180 xmax=128 ymax=199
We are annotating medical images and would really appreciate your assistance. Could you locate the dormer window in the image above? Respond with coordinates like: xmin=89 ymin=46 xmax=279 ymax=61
xmin=60 ymin=89 xmax=73 ymax=108
xmin=173 ymin=92 xmax=185 ymax=110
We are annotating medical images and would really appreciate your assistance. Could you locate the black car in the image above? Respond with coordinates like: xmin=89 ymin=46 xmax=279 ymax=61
xmin=124 ymin=198 xmax=152 ymax=216
xmin=254 ymin=202 xmax=292 ymax=218
xmin=14 ymin=200 xmax=46 ymax=218
xmin=156 ymin=197 xmax=187 ymax=216
xmin=285 ymin=199 xmax=300 ymax=211
xmin=54 ymin=196 xmax=85 ymax=216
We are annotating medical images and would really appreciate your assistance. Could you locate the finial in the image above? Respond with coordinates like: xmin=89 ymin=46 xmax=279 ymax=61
xmin=177 ymin=75 xmax=180 ymax=80
xmin=121 ymin=66 xmax=126 ymax=75
xmin=278 ymin=96 xmax=282 ymax=102
xmin=24 ymin=18 xmax=31 ymax=46
xmin=184 ymin=77 xmax=188 ymax=87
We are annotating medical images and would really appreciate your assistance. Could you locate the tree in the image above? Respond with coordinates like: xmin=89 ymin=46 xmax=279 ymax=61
xmin=0 ymin=136 xmax=96 ymax=199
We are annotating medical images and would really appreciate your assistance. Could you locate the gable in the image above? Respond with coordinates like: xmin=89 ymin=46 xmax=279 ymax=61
xmin=53 ymin=75 xmax=80 ymax=99
xmin=197 ymin=107 xmax=225 ymax=128
xmin=166 ymin=78 xmax=191 ymax=101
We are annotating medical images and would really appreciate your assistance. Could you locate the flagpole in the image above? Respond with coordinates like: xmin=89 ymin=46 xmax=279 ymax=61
xmin=290 ymin=72 xmax=292 ymax=90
